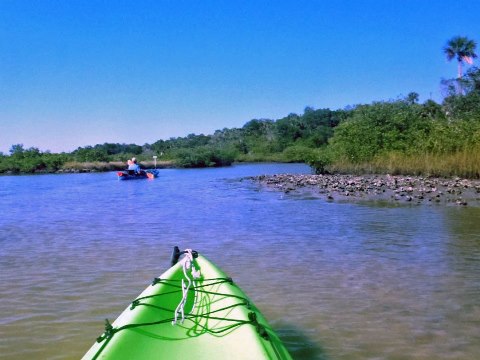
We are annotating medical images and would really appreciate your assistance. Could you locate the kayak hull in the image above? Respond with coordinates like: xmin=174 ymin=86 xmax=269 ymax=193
xmin=82 ymin=252 xmax=291 ymax=360
xmin=117 ymin=170 xmax=159 ymax=180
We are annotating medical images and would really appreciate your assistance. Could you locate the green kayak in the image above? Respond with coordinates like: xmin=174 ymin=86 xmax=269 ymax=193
xmin=82 ymin=248 xmax=292 ymax=359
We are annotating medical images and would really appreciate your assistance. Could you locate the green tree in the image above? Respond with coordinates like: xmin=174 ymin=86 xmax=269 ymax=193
xmin=73 ymin=146 xmax=109 ymax=162
xmin=443 ymin=67 xmax=480 ymax=119
xmin=9 ymin=144 xmax=25 ymax=157
xmin=462 ymin=66 xmax=480 ymax=93
xmin=444 ymin=36 xmax=477 ymax=79
xmin=174 ymin=146 xmax=235 ymax=168
xmin=405 ymin=92 xmax=419 ymax=105
xmin=328 ymin=100 xmax=431 ymax=163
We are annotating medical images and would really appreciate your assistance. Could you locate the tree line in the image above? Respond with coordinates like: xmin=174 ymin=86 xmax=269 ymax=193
xmin=1 ymin=36 xmax=479 ymax=177
xmin=0 ymin=106 xmax=347 ymax=173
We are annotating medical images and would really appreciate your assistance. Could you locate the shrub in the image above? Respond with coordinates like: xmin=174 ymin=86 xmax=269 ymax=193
xmin=306 ymin=148 xmax=333 ymax=174
xmin=174 ymin=147 xmax=235 ymax=168
xmin=281 ymin=145 xmax=314 ymax=162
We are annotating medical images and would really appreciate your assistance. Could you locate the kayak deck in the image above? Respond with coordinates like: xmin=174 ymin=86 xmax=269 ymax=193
xmin=82 ymin=252 xmax=291 ymax=360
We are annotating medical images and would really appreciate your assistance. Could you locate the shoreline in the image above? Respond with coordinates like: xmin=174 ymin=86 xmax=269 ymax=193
xmin=0 ymin=160 xmax=176 ymax=175
xmin=0 ymin=160 xmax=294 ymax=175
xmin=247 ymin=174 xmax=480 ymax=207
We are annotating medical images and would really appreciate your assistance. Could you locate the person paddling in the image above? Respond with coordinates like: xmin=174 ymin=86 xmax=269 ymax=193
xmin=128 ymin=158 xmax=141 ymax=174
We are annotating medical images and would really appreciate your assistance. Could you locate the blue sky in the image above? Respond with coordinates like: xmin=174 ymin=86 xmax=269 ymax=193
xmin=1 ymin=0 xmax=479 ymax=153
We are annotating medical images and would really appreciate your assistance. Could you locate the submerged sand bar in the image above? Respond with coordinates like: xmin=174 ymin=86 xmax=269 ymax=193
xmin=247 ymin=174 xmax=480 ymax=206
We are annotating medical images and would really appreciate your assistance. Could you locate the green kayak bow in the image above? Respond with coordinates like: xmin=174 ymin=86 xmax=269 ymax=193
xmin=82 ymin=248 xmax=292 ymax=360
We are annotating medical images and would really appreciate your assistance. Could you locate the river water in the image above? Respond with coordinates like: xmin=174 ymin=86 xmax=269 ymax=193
xmin=1 ymin=163 xmax=479 ymax=359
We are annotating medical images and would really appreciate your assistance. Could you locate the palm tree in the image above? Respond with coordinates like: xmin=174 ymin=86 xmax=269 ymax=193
xmin=444 ymin=36 xmax=477 ymax=79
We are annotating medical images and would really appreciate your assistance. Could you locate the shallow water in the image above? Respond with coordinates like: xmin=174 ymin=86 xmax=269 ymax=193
xmin=1 ymin=163 xmax=479 ymax=359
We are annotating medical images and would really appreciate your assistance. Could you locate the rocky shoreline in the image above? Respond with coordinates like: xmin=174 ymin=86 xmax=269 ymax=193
xmin=247 ymin=174 xmax=480 ymax=206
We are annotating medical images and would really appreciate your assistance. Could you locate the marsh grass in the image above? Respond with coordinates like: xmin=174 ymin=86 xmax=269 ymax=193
xmin=329 ymin=147 xmax=480 ymax=178
xmin=61 ymin=161 xmax=125 ymax=172
xmin=139 ymin=160 xmax=174 ymax=168
xmin=61 ymin=160 xmax=174 ymax=172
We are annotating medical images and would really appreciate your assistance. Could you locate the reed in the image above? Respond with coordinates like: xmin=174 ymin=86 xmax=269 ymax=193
xmin=236 ymin=153 xmax=289 ymax=163
xmin=61 ymin=160 xmax=175 ymax=172
xmin=61 ymin=161 xmax=125 ymax=172
xmin=140 ymin=160 xmax=175 ymax=168
xmin=329 ymin=147 xmax=480 ymax=178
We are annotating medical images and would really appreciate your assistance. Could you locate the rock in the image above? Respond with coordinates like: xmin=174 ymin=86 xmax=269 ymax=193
xmin=247 ymin=173 xmax=480 ymax=207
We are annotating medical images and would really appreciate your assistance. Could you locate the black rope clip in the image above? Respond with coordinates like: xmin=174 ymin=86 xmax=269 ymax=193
xmin=130 ymin=299 xmax=140 ymax=310
xmin=152 ymin=277 xmax=162 ymax=286
xmin=96 ymin=319 xmax=115 ymax=343
xmin=170 ymin=246 xmax=199 ymax=266
xmin=248 ymin=312 xmax=270 ymax=340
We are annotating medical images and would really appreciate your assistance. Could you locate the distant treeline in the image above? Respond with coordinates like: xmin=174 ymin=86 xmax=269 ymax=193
xmin=1 ymin=67 xmax=480 ymax=178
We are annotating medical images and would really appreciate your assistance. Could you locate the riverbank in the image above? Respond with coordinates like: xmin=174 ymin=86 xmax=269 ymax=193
xmin=247 ymin=174 xmax=480 ymax=206
xmin=59 ymin=160 xmax=176 ymax=173
xmin=0 ymin=160 xmax=176 ymax=175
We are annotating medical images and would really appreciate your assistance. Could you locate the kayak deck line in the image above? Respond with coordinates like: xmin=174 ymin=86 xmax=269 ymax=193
xmin=93 ymin=278 xmax=270 ymax=355
xmin=83 ymin=249 xmax=292 ymax=360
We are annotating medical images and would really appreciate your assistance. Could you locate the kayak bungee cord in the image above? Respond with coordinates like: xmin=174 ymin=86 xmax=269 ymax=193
xmin=91 ymin=255 xmax=279 ymax=360
xmin=92 ymin=278 xmax=269 ymax=360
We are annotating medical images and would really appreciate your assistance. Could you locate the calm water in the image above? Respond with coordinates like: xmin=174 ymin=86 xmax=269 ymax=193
xmin=1 ymin=163 xmax=479 ymax=359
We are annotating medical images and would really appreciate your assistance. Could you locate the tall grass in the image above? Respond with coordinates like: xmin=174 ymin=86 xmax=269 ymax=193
xmin=328 ymin=147 xmax=480 ymax=178
xmin=61 ymin=161 xmax=125 ymax=172
xmin=236 ymin=153 xmax=287 ymax=163
xmin=61 ymin=160 xmax=174 ymax=172
xmin=140 ymin=160 xmax=174 ymax=168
